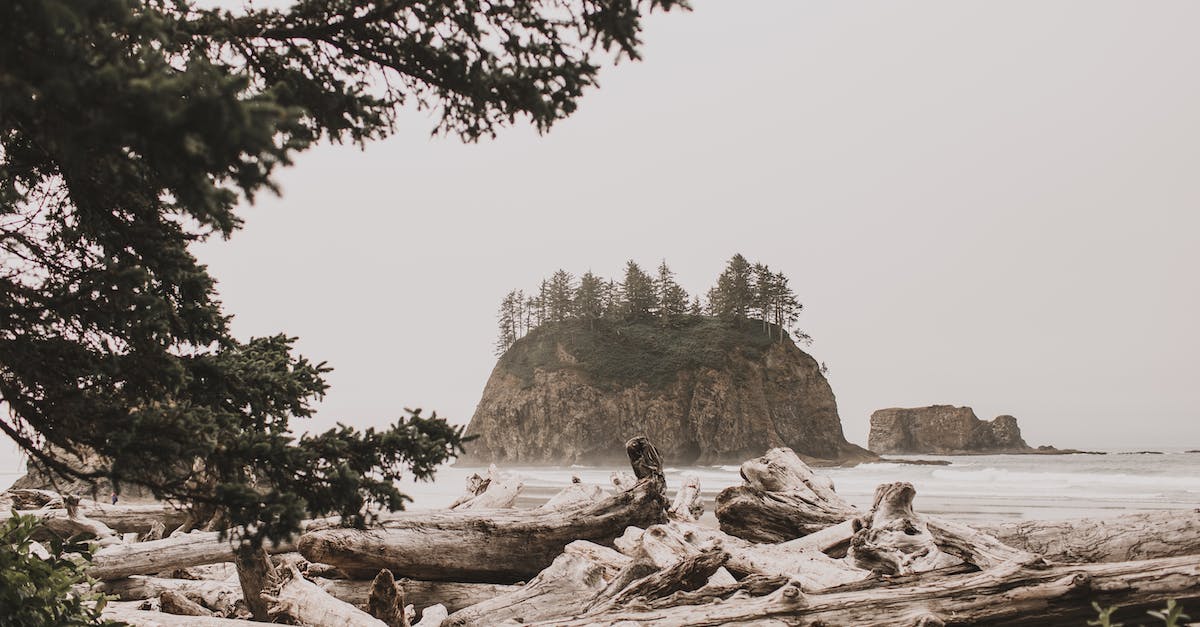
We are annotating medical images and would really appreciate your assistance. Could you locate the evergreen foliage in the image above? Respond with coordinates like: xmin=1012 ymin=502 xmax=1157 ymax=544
xmin=495 ymin=255 xmax=809 ymax=355
xmin=621 ymin=261 xmax=658 ymax=321
xmin=1 ymin=0 xmax=683 ymax=545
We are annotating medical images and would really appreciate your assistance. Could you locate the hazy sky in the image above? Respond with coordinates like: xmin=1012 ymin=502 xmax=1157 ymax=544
xmin=183 ymin=0 xmax=1200 ymax=452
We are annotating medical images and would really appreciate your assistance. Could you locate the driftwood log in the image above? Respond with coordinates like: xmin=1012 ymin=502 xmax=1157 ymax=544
xmin=99 ymin=577 xmax=244 ymax=614
xmin=298 ymin=436 xmax=668 ymax=583
xmin=103 ymin=603 xmax=264 ymax=626
xmin=90 ymin=528 xmax=296 ymax=580
xmin=979 ymin=509 xmax=1200 ymax=563
xmin=0 ymin=501 xmax=189 ymax=536
xmin=715 ymin=447 xmax=859 ymax=543
xmin=266 ymin=566 xmax=387 ymax=626
xmin=542 ymin=476 xmax=607 ymax=510
xmin=318 ymin=577 xmax=518 ymax=613
xmin=158 ymin=589 xmax=213 ymax=617
xmin=449 ymin=465 xmax=523 ymax=510
xmin=528 ymin=554 xmax=1200 ymax=626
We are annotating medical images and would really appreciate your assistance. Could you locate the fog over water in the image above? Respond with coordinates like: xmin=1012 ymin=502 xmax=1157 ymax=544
xmin=3 ymin=2 xmax=1199 ymax=483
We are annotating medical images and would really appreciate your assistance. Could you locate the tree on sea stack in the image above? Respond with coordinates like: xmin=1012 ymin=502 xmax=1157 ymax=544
xmin=0 ymin=0 xmax=686 ymax=546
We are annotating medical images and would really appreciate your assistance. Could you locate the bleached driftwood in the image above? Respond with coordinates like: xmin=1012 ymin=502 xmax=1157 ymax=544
xmin=667 ymin=473 xmax=703 ymax=522
xmin=443 ymin=550 xmax=618 ymax=627
xmin=715 ymin=447 xmax=859 ymax=543
xmin=317 ymin=578 xmax=518 ymax=614
xmin=103 ymin=602 xmax=263 ymax=626
xmin=542 ymin=476 xmax=606 ymax=510
xmin=450 ymin=465 xmax=522 ymax=510
xmin=99 ymin=576 xmax=243 ymax=614
xmin=159 ymin=589 xmax=213 ymax=617
xmin=621 ymin=521 xmax=869 ymax=591
xmin=846 ymin=482 xmax=962 ymax=575
xmin=979 ymin=509 xmax=1200 ymax=563
xmin=54 ymin=495 xmax=121 ymax=545
xmin=585 ymin=546 xmax=729 ymax=614
xmin=0 ymin=499 xmax=187 ymax=539
xmin=298 ymin=436 xmax=668 ymax=583
xmin=89 ymin=528 xmax=295 ymax=580
xmin=413 ymin=604 xmax=447 ymax=627
xmin=265 ymin=566 xmax=386 ymax=626
xmin=528 ymin=554 xmax=1200 ymax=626
xmin=447 ymin=472 xmax=490 ymax=509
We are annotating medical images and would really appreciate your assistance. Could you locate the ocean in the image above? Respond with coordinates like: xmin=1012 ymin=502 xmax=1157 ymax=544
xmin=395 ymin=449 xmax=1200 ymax=524
xmin=4 ymin=446 xmax=1198 ymax=524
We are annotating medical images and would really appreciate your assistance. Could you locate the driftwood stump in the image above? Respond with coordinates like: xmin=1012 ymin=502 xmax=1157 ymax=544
xmin=715 ymin=447 xmax=859 ymax=543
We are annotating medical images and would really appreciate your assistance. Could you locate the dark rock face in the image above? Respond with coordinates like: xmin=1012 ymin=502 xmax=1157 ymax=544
xmin=868 ymin=406 xmax=1032 ymax=454
xmin=462 ymin=332 xmax=873 ymax=466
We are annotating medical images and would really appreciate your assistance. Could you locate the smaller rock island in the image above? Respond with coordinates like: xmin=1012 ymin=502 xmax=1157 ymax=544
xmin=868 ymin=405 xmax=1067 ymax=455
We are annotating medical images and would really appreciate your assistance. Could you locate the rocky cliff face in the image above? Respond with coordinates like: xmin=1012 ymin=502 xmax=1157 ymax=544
xmin=462 ymin=320 xmax=872 ymax=466
xmin=868 ymin=406 xmax=1032 ymax=454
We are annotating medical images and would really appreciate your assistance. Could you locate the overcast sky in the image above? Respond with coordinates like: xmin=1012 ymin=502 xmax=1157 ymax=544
xmin=183 ymin=0 xmax=1200 ymax=452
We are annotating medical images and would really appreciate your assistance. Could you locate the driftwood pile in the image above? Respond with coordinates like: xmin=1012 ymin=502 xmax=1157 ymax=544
xmin=6 ymin=438 xmax=1200 ymax=626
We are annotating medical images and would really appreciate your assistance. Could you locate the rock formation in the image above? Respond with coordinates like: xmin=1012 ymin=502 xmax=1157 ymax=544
xmin=461 ymin=319 xmax=873 ymax=466
xmin=868 ymin=406 xmax=1034 ymax=454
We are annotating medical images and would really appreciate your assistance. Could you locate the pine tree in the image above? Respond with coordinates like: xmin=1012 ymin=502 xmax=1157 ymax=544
xmin=547 ymin=270 xmax=575 ymax=322
xmin=621 ymin=261 xmax=657 ymax=321
xmin=710 ymin=254 xmax=754 ymax=320
xmin=524 ymin=294 xmax=539 ymax=334
xmin=655 ymin=260 xmax=689 ymax=325
xmin=495 ymin=291 xmax=520 ymax=355
xmin=771 ymin=271 xmax=803 ymax=341
xmin=602 ymin=279 xmax=622 ymax=320
xmin=575 ymin=272 xmax=605 ymax=328
xmin=689 ymin=296 xmax=703 ymax=316
xmin=535 ymin=279 xmax=551 ymax=325
xmin=752 ymin=262 xmax=775 ymax=334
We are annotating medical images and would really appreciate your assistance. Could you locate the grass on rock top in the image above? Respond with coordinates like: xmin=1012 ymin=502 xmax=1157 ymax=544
xmin=497 ymin=316 xmax=790 ymax=390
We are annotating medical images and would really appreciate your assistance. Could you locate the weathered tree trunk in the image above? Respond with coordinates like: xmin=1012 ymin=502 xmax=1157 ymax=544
xmin=618 ymin=521 xmax=870 ymax=591
xmin=542 ymin=476 xmax=606 ymax=510
xmin=442 ymin=551 xmax=617 ymax=627
xmin=0 ymin=499 xmax=187 ymax=538
xmin=89 ymin=529 xmax=295 ymax=580
xmin=99 ymin=576 xmax=243 ymax=614
xmin=978 ymin=509 xmax=1200 ymax=563
xmin=450 ymin=465 xmax=522 ymax=510
xmin=586 ymin=547 xmax=729 ymax=613
xmin=159 ymin=589 xmax=213 ymax=617
xmin=298 ymin=436 xmax=668 ymax=583
xmin=266 ymin=566 xmax=387 ymax=626
xmin=103 ymin=603 xmax=264 ymax=626
xmin=667 ymin=473 xmax=703 ymax=522
xmin=233 ymin=544 xmax=278 ymax=621
xmin=447 ymin=471 xmax=490 ymax=509
xmin=368 ymin=569 xmax=409 ymax=627
xmin=715 ymin=447 xmax=859 ymax=543
xmin=316 ymin=578 xmax=518 ymax=614
xmin=57 ymin=495 xmax=120 ymax=544
xmin=530 ymin=554 xmax=1200 ymax=626
xmin=846 ymin=482 xmax=961 ymax=575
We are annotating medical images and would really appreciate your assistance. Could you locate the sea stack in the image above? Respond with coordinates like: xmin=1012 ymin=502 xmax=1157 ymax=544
xmin=868 ymin=405 xmax=1034 ymax=454
xmin=461 ymin=318 xmax=874 ymax=466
